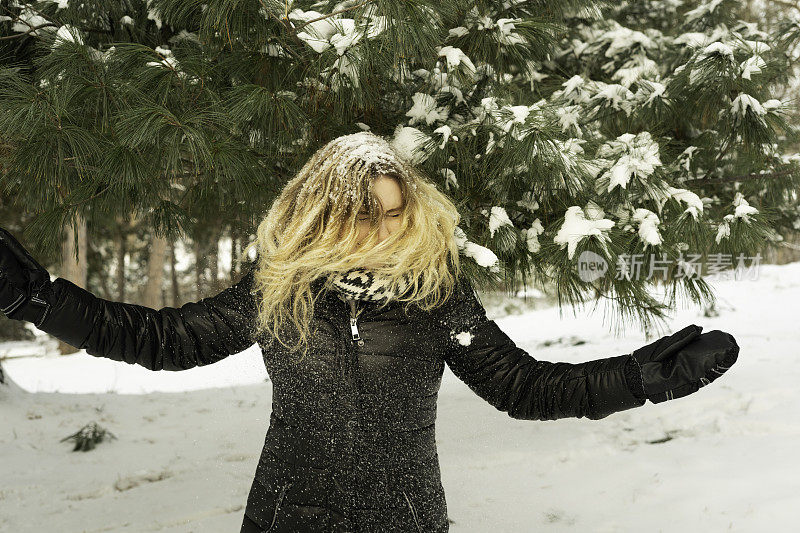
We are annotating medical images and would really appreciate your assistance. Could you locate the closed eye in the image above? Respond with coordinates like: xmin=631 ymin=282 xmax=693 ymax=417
xmin=358 ymin=213 xmax=402 ymax=221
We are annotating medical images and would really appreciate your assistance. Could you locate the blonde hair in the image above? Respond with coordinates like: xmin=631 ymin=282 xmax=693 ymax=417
xmin=240 ymin=131 xmax=463 ymax=360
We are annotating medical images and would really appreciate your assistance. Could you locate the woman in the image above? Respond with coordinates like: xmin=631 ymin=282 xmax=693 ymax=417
xmin=0 ymin=131 xmax=738 ymax=532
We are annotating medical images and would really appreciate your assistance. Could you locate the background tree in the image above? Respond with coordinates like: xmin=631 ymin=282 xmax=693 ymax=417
xmin=0 ymin=0 xmax=798 ymax=344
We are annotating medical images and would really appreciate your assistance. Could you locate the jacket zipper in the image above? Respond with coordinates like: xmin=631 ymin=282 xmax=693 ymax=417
xmin=347 ymin=298 xmax=361 ymax=342
xmin=342 ymin=298 xmax=362 ymax=380
xmin=402 ymin=490 xmax=423 ymax=533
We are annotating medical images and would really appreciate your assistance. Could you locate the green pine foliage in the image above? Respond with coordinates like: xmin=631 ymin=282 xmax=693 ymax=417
xmin=0 ymin=0 xmax=798 ymax=336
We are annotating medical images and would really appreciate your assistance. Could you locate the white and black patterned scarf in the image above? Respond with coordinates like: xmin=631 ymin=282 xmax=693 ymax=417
xmin=328 ymin=267 xmax=414 ymax=303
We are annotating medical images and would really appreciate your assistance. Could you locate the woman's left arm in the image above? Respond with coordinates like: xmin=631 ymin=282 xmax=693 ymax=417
xmin=438 ymin=276 xmax=646 ymax=421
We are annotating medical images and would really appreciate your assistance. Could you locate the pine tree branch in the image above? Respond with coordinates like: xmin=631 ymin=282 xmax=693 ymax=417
xmin=3 ymin=3 xmax=56 ymax=31
xmin=0 ymin=5 xmax=109 ymax=40
xmin=80 ymin=27 xmax=115 ymax=35
xmin=63 ymin=184 xmax=113 ymax=209
xmin=0 ymin=4 xmax=58 ymax=38
xmin=27 ymin=3 xmax=59 ymax=26
xmin=256 ymin=0 xmax=305 ymax=57
xmin=684 ymin=169 xmax=796 ymax=185
xmin=293 ymin=0 xmax=374 ymax=32
xmin=0 ymin=22 xmax=57 ymax=40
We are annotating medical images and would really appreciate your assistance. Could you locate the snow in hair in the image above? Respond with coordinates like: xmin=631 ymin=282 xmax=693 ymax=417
xmin=297 ymin=131 xmax=419 ymax=209
xmin=328 ymin=131 xmax=405 ymax=176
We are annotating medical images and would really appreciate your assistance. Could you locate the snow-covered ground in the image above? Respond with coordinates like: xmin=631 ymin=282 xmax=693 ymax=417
xmin=1 ymin=261 xmax=798 ymax=532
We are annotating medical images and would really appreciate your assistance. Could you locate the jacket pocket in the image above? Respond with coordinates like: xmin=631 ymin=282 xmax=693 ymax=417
xmin=266 ymin=481 xmax=293 ymax=532
xmin=401 ymin=490 xmax=423 ymax=533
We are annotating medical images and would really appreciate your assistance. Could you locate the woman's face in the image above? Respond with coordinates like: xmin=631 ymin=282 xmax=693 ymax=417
xmin=356 ymin=175 xmax=405 ymax=244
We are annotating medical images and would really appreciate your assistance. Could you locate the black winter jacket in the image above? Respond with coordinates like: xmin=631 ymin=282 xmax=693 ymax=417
xmin=34 ymin=267 xmax=646 ymax=532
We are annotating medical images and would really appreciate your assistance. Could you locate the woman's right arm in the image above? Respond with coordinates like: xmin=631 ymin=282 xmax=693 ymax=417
xmin=35 ymin=265 xmax=259 ymax=371
xmin=437 ymin=275 xmax=646 ymax=421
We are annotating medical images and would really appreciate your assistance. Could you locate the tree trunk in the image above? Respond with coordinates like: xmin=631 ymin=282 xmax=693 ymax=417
xmin=97 ymin=259 xmax=111 ymax=300
xmin=209 ymin=227 xmax=220 ymax=294
xmin=116 ymin=223 xmax=126 ymax=302
xmin=231 ymin=230 xmax=238 ymax=283
xmin=142 ymin=233 xmax=167 ymax=309
xmin=58 ymin=215 xmax=88 ymax=355
xmin=169 ymin=240 xmax=180 ymax=307
xmin=194 ymin=237 xmax=204 ymax=300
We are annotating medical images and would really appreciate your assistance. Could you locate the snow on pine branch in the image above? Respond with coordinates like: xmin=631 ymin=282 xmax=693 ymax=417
xmin=554 ymin=201 xmax=615 ymax=260
xmin=631 ymin=208 xmax=663 ymax=247
xmin=454 ymin=227 xmax=499 ymax=271
xmin=595 ymin=132 xmax=663 ymax=193
xmin=715 ymin=192 xmax=760 ymax=244
xmin=288 ymin=8 xmax=387 ymax=55
xmin=487 ymin=207 xmax=513 ymax=237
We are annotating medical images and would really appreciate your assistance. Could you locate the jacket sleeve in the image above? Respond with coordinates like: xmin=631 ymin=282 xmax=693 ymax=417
xmin=34 ymin=264 xmax=259 ymax=371
xmin=439 ymin=275 xmax=646 ymax=421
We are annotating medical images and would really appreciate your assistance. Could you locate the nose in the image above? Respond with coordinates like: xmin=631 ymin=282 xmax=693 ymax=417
xmin=377 ymin=218 xmax=391 ymax=242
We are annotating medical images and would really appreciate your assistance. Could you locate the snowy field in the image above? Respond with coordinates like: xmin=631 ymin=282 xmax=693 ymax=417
xmin=1 ymin=261 xmax=798 ymax=532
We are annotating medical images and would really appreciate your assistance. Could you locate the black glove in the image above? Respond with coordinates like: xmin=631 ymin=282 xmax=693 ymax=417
xmin=627 ymin=324 xmax=739 ymax=404
xmin=0 ymin=226 xmax=54 ymax=327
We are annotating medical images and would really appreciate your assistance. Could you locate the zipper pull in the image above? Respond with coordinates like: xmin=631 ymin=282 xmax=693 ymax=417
xmin=350 ymin=317 xmax=361 ymax=341
xmin=348 ymin=299 xmax=361 ymax=341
